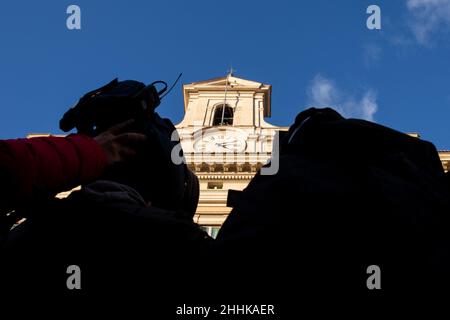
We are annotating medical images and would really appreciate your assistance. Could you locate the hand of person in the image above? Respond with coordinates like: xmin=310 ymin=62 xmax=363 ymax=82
xmin=94 ymin=119 xmax=147 ymax=165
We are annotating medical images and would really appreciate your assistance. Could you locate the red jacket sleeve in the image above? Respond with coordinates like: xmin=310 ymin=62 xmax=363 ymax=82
xmin=0 ymin=135 xmax=108 ymax=211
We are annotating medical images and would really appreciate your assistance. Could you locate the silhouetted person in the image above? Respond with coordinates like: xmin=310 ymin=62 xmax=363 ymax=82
xmin=215 ymin=108 xmax=450 ymax=305
xmin=1 ymin=121 xmax=206 ymax=310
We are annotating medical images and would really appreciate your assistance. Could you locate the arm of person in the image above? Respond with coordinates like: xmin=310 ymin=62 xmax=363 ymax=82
xmin=0 ymin=120 xmax=146 ymax=213
xmin=0 ymin=134 xmax=107 ymax=212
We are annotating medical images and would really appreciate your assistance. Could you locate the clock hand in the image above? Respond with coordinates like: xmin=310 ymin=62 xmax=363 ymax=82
xmin=219 ymin=141 xmax=238 ymax=146
xmin=216 ymin=143 xmax=232 ymax=150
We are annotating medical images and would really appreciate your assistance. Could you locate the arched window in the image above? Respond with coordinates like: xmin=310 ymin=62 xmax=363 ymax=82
xmin=213 ymin=104 xmax=233 ymax=126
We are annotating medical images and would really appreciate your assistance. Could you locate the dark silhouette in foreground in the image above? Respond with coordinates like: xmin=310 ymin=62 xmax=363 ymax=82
xmin=2 ymin=79 xmax=450 ymax=312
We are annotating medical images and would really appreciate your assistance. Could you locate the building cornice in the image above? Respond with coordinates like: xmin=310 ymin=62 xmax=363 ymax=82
xmin=196 ymin=173 xmax=256 ymax=180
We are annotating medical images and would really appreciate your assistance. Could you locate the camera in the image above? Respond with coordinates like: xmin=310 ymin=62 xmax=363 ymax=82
xmin=59 ymin=77 xmax=199 ymax=215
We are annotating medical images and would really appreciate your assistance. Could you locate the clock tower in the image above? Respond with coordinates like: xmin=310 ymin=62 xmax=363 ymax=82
xmin=176 ymin=74 xmax=288 ymax=236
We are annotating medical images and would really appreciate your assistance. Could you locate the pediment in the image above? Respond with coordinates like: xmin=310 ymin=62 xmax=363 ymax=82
xmin=188 ymin=76 xmax=265 ymax=89
xmin=182 ymin=74 xmax=272 ymax=118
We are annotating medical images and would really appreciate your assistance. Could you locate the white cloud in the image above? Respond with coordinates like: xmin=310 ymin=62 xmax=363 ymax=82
xmin=306 ymin=75 xmax=378 ymax=121
xmin=307 ymin=75 xmax=339 ymax=106
xmin=406 ymin=0 xmax=450 ymax=45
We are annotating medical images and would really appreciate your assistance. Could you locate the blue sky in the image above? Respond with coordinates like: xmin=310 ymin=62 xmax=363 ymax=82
xmin=1 ymin=1 xmax=450 ymax=148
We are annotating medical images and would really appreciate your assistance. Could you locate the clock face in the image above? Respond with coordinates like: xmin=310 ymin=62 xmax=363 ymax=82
xmin=194 ymin=130 xmax=247 ymax=153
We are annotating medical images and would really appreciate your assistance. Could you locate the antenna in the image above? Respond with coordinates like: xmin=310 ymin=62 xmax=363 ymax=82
xmin=220 ymin=66 xmax=235 ymax=125
xmin=160 ymin=73 xmax=183 ymax=100
xmin=228 ymin=64 xmax=236 ymax=77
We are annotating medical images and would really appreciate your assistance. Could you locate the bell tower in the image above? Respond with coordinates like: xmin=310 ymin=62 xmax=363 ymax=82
xmin=176 ymin=74 xmax=288 ymax=236
xmin=177 ymin=74 xmax=273 ymax=128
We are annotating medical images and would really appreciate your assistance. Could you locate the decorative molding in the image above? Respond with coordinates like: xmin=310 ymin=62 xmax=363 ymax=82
xmin=196 ymin=174 xmax=255 ymax=180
